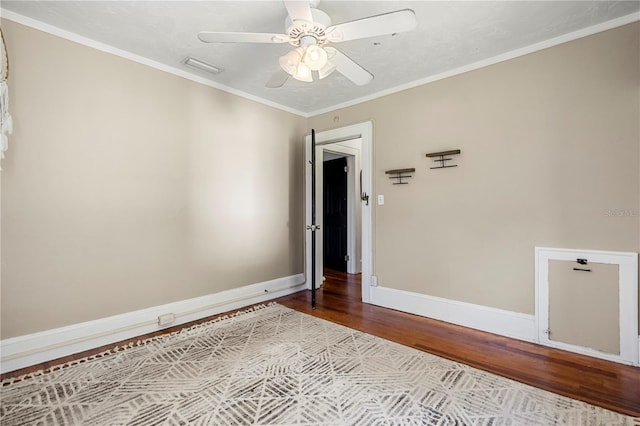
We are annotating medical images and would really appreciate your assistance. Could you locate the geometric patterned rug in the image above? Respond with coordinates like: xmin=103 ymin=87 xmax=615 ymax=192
xmin=0 ymin=303 xmax=637 ymax=425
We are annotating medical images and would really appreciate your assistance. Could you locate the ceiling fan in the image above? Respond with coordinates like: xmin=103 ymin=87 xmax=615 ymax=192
xmin=197 ymin=0 xmax=417 ymax=88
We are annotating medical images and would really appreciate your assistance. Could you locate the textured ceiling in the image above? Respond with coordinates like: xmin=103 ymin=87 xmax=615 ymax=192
xmin=2 ymin=1 xmax=639 ymax=115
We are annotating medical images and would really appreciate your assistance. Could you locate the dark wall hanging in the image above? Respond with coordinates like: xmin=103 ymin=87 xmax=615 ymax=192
xmin=426 ymin=149 xmax=461 ymax=169
xmin=385 ymin=168 xmax=415 ymax=185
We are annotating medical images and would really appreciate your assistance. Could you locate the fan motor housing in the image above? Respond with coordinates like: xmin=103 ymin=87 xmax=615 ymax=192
xmin=285 ymin=8 xmax=332 ymax=47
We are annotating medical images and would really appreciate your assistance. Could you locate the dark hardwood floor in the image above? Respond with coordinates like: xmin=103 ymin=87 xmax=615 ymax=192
xmin=2 ymin=270 xmax=639 ymax=417
xmin=275 ymin=269 xmax=640 ymax=417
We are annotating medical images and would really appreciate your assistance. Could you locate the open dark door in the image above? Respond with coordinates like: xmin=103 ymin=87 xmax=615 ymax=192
xmin=309 ymin=130 xmax=317 ymax=308
xmin=323 ymin=157 xmax=348 ymax=272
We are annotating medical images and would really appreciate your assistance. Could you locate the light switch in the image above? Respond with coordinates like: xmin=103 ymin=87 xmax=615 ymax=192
xmin=377 ymin=195 xmax=384 ymax=205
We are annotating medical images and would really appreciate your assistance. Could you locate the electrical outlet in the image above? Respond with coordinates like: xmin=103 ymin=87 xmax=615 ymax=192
xmin=158 ymin=313 xmax=176 ymax=326
xmin=371 ymin=275 xmax=378 ymax=287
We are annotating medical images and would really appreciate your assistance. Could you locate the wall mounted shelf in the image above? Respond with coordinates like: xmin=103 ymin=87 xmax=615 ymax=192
xmin=385 ymin=168 xmax=415 ymax=185
xmin=426 ymin=149 xmax=461 ymax=169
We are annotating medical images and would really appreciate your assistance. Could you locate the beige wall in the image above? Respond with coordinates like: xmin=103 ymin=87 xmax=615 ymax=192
xmin=2 ymin=18 xmax=638 ymax=341
xmin=0 ymin=20 xmax=307 ymax=338
xmin=311 ymin=23 xmax=640 ymax=316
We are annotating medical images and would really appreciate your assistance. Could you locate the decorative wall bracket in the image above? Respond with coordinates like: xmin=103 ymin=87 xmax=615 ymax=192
xmin=426 ymin=149 xmax=461 ymax=169
xmin=385 ymin=168 xmax=415 ymax=185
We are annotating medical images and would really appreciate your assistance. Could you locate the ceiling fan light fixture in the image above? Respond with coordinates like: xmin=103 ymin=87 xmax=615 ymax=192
xmin=293 ymin=61 xmax=313 ymax=82
xmin=198 ymin=4 xmax=418 ymax=88
xmin=303 ymin=45 xmax=328 ymax=71
xmin=279 ymin=49 xmax=303 ymax=75
xmin=318 ymin=61 xmax=336 ymax=80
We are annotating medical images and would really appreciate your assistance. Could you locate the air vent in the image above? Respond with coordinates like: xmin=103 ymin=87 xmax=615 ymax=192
xmin=184 ymin=57 xmax=223 ymax=75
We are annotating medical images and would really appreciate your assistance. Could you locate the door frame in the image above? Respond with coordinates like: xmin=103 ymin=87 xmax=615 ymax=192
xmin=305 ymin=121 xmax=373 ymax=303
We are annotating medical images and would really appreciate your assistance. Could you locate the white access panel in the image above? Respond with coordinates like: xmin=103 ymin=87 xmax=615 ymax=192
xmin=535 ymin=247 xmax=638 ymax=366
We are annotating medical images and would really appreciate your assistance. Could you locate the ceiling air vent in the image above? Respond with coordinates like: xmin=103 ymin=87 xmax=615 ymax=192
xmin=184 ymin=57 xmax=223 ymax=75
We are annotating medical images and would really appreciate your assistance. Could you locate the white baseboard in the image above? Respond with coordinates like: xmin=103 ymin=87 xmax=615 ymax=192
xmin=0 ymin=274 xmax=305 ymax=374
xmin=370 ymin=286 xmax=536 ymax=343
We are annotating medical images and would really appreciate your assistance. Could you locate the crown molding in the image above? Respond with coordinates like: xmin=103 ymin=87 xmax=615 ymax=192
xmin=0 ymin=9 xmax=309 ymax=118
xmin=2 ymin=8 xmax=638 ymax=119
xmin=307 ymin=12 xmax=640 ymax=117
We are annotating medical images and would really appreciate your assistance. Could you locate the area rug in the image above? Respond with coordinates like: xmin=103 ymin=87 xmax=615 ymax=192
xmin=0 ymin=303 xmax=636 ymax=425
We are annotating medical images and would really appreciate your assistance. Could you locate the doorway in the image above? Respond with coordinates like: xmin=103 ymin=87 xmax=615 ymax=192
xmin=304 ymin=121 xmax=373 ymax=303
xmin=323 ymin=157 xmax=348 ymax=272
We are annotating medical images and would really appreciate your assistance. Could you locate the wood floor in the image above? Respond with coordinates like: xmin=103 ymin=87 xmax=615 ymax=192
xmin=275 ymin=269 xmax=640 ymax=418
xmin=2 ymin=270 xmax=639 ymax=417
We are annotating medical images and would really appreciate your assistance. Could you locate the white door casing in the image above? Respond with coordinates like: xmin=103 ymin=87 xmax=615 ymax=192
xmin=305 ymin=122 xmax=373 ymax=302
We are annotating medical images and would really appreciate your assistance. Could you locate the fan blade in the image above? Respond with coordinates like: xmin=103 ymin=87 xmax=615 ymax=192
xmin=198 ymin=32 xmax=289 ymax=44
xmin=328 ymin=47 xmax=373 ymax=86
xmin=326 ymin=9 xmax=417 ymax=43
xmin=266 ymin=69 xmax=290 ymax=88
xmin=283 ymin=0 xmax=313 ymax=23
